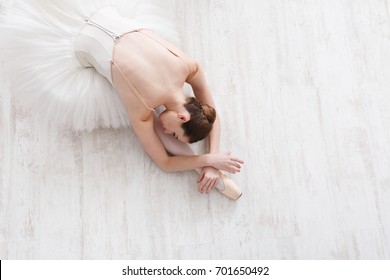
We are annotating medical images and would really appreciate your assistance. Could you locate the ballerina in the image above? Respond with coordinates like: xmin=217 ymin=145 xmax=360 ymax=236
xmin=0 ymin=1 xmax=244 ymax=199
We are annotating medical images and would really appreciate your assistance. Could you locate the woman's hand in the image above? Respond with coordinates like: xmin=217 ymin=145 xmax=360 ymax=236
xmin=207 ymin=152 xmax=244 ymax=174
xmin=197 ymin=166 xmax=220 ymax=194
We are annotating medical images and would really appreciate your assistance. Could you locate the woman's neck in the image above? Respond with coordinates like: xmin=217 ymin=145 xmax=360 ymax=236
xmin=164 ymin=93 xmax=186 ymax=112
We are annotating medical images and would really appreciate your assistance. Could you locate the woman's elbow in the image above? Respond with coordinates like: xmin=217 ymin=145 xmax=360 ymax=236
xmin=155 ymin=157 xmax=174 ymax=173
xmin=158 ymin=164 xmax=171 ymax=173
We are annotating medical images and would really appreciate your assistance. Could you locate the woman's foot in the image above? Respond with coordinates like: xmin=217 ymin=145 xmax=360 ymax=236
xmin=215 ymin=172 xmax=242 ymax=200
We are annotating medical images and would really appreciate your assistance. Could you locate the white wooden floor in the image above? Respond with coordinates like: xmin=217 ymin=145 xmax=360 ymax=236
xmin=1 ymin=0 xmax=390 ymax=259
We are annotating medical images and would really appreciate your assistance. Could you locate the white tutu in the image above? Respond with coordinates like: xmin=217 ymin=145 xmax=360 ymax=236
xmin=0 ymin=0 xmax=180 ymax=131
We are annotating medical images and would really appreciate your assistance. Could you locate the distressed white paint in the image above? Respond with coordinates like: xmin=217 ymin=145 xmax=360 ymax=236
xmin=1 ymin=0 xmax=390 ymax=259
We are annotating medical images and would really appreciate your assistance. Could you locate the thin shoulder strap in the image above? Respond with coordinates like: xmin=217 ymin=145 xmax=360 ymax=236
xmin=111 ymin=60 xmax=156 ymax=112
xmin=137 ymin=30 xmax=181 ymax=58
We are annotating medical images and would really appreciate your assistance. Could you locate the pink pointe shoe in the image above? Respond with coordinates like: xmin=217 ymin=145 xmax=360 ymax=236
xmin=217 ymin=172 xmax=242 ymax=200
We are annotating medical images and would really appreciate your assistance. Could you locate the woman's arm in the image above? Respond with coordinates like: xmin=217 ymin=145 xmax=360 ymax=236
xmin=131 ymin=116 xmax=242 ymax=173
xmin=132 ymin=116 xmax=207 ymax=172
xmin=186 ymin=61 xmax=220 ymax=154
xmin=186 ymin=61 xmax=229 ymax=192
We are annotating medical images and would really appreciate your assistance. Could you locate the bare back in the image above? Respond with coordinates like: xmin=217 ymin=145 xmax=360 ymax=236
xmin=111 ymin=29 xmax=191 ymax=121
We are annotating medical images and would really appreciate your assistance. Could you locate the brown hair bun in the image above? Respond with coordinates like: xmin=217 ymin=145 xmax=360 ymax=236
xmin=200 ymin=103 xmax=216 ymax=124
xmin=182 ymin=97 xmax=216 ymax=143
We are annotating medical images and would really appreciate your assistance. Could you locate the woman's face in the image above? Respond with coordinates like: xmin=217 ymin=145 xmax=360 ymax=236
xmin=159 ymin=110 xmax=190 ymax=143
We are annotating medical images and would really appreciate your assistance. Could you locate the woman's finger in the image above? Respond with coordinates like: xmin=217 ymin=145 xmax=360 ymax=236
xmin=197 ymin=171 xmax=205 ymax=183
xmin=206 ymin=179 xmax=217 ymax=193
xmin=224 ymin=151 xmax=243 ymax=163
xmin=230 ymin=156 xmax=244 ymax=164
xmin=199 ymin=175 xmax=213 ymax=193
xmin=206 ymin=178 xmax=214 ymax=193
xmin=226 ymin=168 xmax=236 ymax=174
xmin=200 ymin=179 xmax=211 ymax=193
xmin=198 ymin=179 xmax=206 ymax=192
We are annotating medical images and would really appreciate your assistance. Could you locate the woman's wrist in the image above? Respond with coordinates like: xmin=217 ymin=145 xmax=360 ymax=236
xmin=202 ymin=153 xmax=212 ymax=167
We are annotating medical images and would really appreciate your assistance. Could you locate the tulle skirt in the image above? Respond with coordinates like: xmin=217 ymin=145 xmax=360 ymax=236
xmin=0 ymin=0 xmax=180 ymax=131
